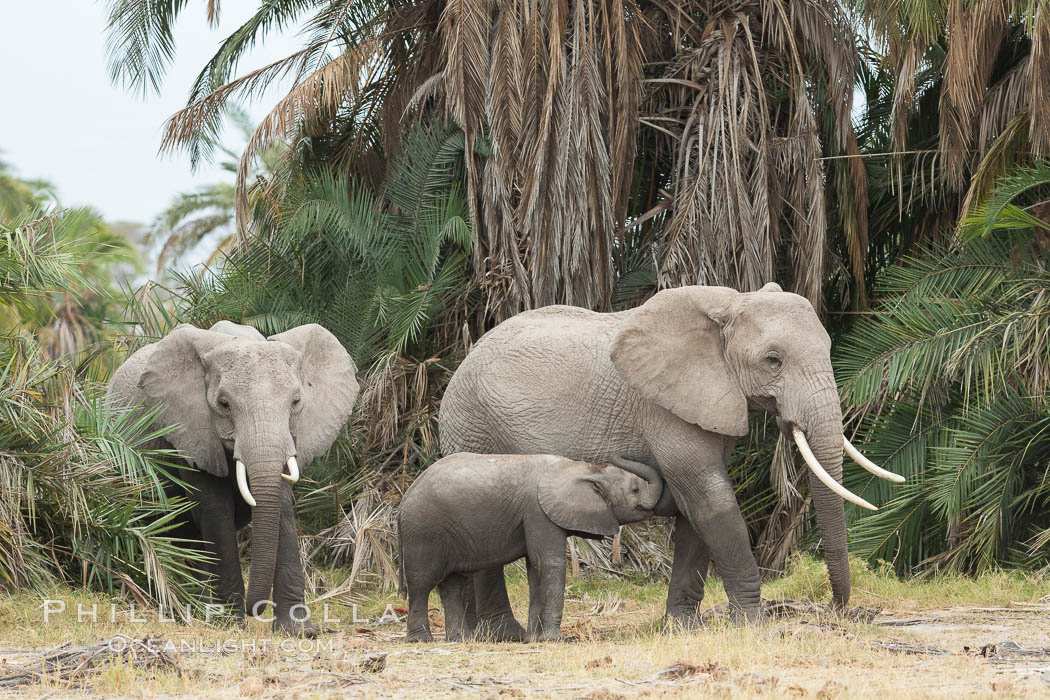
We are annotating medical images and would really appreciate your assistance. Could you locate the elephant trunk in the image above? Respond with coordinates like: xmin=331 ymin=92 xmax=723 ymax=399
xmin=236 ymin=413 xmax=297 ymax=619
xmin=611 ymin=455 xmax=671 ymax=512
xmin=243 ymin=467 xmax=284 ymax=617
xmin=796 ymin=381 xmax=851 ymax=609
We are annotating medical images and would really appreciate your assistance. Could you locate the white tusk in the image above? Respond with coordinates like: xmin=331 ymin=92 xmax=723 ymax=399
xmin=236 ymin=459 xmax=256 ymax=507
xmin=843 ymin=437 xmax=905 ymax=482
xmin=792 ymin=427 xmax=877 ymax=511
xmin=283 ymin=456 xmax=299 ymax=483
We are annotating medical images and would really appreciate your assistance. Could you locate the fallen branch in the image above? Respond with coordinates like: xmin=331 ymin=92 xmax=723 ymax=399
xmin=0 ymin=635 xmax=179 ymax=689
xmin=873 ymin=617 xmax=944 ymax=627
xmin=870 ymin=640 xmax=948 ymax=655
xmin=699 ymin=598 xmax=880 ymax=624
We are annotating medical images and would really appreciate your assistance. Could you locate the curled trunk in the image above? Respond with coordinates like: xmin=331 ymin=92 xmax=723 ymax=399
xmin=611 ymin=455 xmax=673 ymax=512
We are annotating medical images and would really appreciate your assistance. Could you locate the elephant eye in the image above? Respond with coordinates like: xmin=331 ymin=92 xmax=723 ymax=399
xmin=218 ymin=396 xmax=230 ymax=410
xmin=631 ymin=483 xmax=639 ymax=493
xmin=764 ymin=353 xmax=783 ymax=370
xmin=292 ymin=396 xmax=302 ymax=406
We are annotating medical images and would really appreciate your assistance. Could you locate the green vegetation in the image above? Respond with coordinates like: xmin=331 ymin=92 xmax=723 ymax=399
xmin=1 ymin=0 xmax=1047 ymax=616
xmin=0 ymin=190 xmax=206 ymax=608
xmin=838 ymin=166 xmax=1050 ymax=574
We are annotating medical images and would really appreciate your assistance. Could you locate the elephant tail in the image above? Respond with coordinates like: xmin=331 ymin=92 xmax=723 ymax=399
xmin=397 ymin=508 xmax=406 ymax=597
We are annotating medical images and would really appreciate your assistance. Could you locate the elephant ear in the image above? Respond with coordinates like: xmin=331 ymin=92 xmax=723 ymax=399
xmin=610 ymin=286 xmax=748 ymax=437
xmin=138 ymin=325 xmax=231 ymax=476
xmin=268 ymin=324 xmax=359 ymax=464
xmin=538 ymin=462 xmax=620 ymax=538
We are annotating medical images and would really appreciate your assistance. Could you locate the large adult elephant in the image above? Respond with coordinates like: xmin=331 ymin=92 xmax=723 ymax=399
xmin=107 ymin=321 xmax=359 ymax=634
xmin=439 ymin=283 xmax=900 ymax=633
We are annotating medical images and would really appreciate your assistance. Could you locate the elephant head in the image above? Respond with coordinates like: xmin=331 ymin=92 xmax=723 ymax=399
xmin=137 ymin=323 xmax=359 ymax=614
xmin=538 ymin=457 xmax=668 ymax=538
xmin=610 ymin=283 xmax=901 ymax=607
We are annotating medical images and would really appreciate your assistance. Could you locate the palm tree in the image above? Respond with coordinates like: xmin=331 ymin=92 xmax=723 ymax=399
xmin=106 ymin=0 xmax=869 ymax=317
xmin=0 ymin=155 xmax=55 ymax=220
xmin=138 ymin=122 xmax=473 ymax=520
xmin=144 ymin=107 xmax=282 ymax=275
xmin=856 ymin=0 xmax=1050 ymax=225
xmin=0 ymin=210 xmax=205 ymax=609
xmin=836 ymin=162 xmax=1050 ymax=574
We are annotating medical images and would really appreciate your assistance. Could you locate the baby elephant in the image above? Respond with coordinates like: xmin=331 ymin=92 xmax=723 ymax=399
xmin=398 ymin=453 xmax=668 ymax=642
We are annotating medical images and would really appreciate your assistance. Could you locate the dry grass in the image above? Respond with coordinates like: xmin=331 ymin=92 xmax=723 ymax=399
xmin=1 ymin=556 xmax=1048 ymax=698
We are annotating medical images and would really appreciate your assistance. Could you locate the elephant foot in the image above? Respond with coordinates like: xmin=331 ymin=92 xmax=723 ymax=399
xmin=728 ymin=604 xmax=765 ymax=625
xmin=665 ymin=602 xmax=764 ymax=629
xmin=406 ymin=629 xmax=435 ymax=643
xmin=529 ymin=629 xmax=562 ymax=643
xmin=473 ymin=615 xmax=527 ymax=642
xmin=207 ymin=607 xmax=246 ymax=629
xmin=663 ymin=599 xmax=706 ymax=632
xmin=444 ymin=628 xmax=469 ymax=642
xmin=273 ymin=617 xmax=323 ymax=638
xmin=662 ymin=611 xmax=706 ymax=632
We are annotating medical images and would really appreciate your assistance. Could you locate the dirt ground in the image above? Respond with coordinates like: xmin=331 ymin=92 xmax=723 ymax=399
xmin=1 ymin=561 xmax=1048 ymax=698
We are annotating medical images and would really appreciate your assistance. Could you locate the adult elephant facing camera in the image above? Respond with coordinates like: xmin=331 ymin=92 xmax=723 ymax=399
xmin=107 ymin=321 xmax=358 ymax=635
xmin=439 ymin=283 xmax=900 ymax=633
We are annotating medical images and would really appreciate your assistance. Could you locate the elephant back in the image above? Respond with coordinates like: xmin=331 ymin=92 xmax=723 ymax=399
xmin=438 ymin=306 xmax=647 ymax=461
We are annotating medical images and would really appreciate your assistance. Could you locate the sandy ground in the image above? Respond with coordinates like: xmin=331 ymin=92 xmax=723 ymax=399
xmin=1 ymin=584 xmax=1048 ymax=699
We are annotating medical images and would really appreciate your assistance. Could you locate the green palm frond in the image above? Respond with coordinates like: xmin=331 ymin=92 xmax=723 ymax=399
xmin=959 ymin=161 xmax=1050 ymax=241
xmin=838 ymin=162 xmax=1050 ymax=574
xmin=105 ymin=0 xmax=199 ymax=97
xmin=0 ymin=336 xmax=208 ymax=609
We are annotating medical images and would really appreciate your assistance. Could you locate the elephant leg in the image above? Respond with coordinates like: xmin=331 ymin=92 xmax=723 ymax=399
xmin=525 ymin=559 xmax=541 ymax=639
xmin=271 ymin=486 xmax=316 ymax=637
xmin=524 ymin=525 xmax=566 ymax=642
xmin=406 ymin=579 xmax=436 ymax=643
xmin=536 ymin=558 xmax=566 ymax=642
xmin=668 ymin=467 xmax=761 ymax=622
xmin=461 ymin=576 xmax=478 ymax=635
xmin=472 ymin=568 xmax=526 ymax=642
xmin=648 ymin=422 xmax=762 ymax=623
xmin=664 ymin=516 xmax=711 ymax=624
xmin=192 ymin=476 xmax=245 ymax=621
xmin=437 ymin=573 xmax=471 ymax=641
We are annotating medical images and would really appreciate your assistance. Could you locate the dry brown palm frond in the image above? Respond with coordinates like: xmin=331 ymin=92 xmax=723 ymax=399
xmin=753 ymin=441 xmax=810 ymax=576
xmin=1030 ymin=2 xmax=1050 ymax=154
xmin=207 ymin=0 xmax=221 ymax=25
xmin=571 ymin=519 xmax=674 ymax=580
xmin=233 ymin=47 xmax=382 ymax=238
xmin=863 ymin=0 xmax=1049 ymax=219
xmin=311 ymin=487 xmax=401 ymax=598
xmin=160 ymin=47 xmax=318 ymax=155
xmin=938 ymin=0 xmax=1010 ymax=189
xmin=442 ymin=0 xmax=644 ymax=317
xmin=355 ymin=353 xmax=446 ymax=461
xmin=158 ymin=0 xmax=868 ymax=319
xmin=649 ymin=1 xmax=853 ymax=310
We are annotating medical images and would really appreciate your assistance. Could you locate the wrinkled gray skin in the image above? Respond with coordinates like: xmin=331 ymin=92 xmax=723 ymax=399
xmin=439 ymin=283 xmax=849 ymax=635
xmin=399 ymin=454 xmax=669 ymax=642
xmin=107 ymin=322 xmax=358 ymax=635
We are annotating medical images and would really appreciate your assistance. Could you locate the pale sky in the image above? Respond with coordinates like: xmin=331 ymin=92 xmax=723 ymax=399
xmin=0 ymin=1 xmax=300 ymax=225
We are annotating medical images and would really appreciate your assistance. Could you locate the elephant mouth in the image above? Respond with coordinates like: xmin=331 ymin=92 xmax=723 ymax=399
xmin=785 ymin=423 xmax=905 ymax=512
xmin=747 ymin=396 xmax=778 ymax=413
xmin=235 ymin=456 xmax=301 ymax=506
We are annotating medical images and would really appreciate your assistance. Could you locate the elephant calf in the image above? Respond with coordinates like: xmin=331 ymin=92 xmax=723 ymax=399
xmin=398 ymin=453 xmax=669 ymax=642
